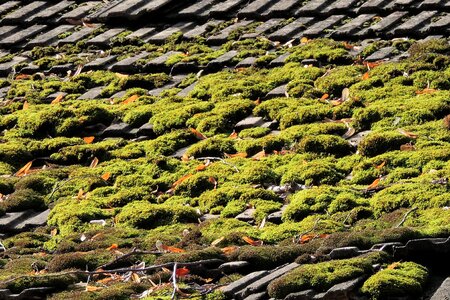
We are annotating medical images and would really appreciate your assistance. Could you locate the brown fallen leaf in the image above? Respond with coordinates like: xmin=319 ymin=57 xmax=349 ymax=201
xmin=342 ymin=127 xmax=356 ymax=139
xmin=299 ymin=233 xmax=329 ymax=244
xmin=343 ymin=41 xmax=354 ymax=50
xmin=321 ymin=93 xmax=329 ymax=100
xmin=242 ymin=236 xmax=263 ymax=246
xmin=161 ymin=244 xmax=185 ymax=253
xmin=106 ymin=243 xmax=119 ymax=251
xmin=172 ymin=174 xmax=193 ymax=188
xmin=77 ymin=188 xmax=84 ymax=200
xmin=362 ymin=72 xmax=370 ymax=80
xmin=115 ymin=73 xmax=128 ymax=79
xmin=252 ymin=150 xmax=266 ymax=160
xmin=415 ymin=88 xmax=436 ymax=95
xmin=221 ymin=246 xmax=239 ymax=255
xmin=15 ymin=74 xmax=31 ymax=80
xmin=89 ymin=157 xmax=99 ymax=168
xmin=23 ymin=101 xmax=29 ymax=110
xmin=83 ymin=136 xmax=95 ymax=144
xmin=254 ymin=98 xmax=261 ymax=105
xmin=176 ymin=267 xmax=190 ymax=277
xmin=50 ymin=228 xmax=58 ymax=237
xmin=300 ymin=37 xmax=309 ymax=44
xmin=208 ymin=177 xmax=218 ymax=189
xmin=387 ymin=262 xmax=401 ymax=270
xmin=51 ymin=94 xmax=64 ymax=104
xmin=196 ymin=164 xmax=207 ymax=171
xmin=86 ymin=285 xmax=103 ymax=292
xmin=122 ymin=94 xmax=139 ymax=104
xmin=375 ymin=161 xmax=386 ymax=170
xmin=181 ymin=153 xmax=190 ymax=162
xmin=366 ymin=178 xmax=380 ymax=190
xmin=190 ymin=128 xmax=207 ymax=140
xmin=229 ymin=131 xmax=238 ymax=139
xmin=398 ymin=129 xmax=419 ymax=139
xmin=101 ymin=172 xmax=111 ymax=181
xmin=224 ymin=152 xmax=247 ymax=158
xmin=400 ymin=143 xmax=416 ymax=151
xmin=15 ymin=161 xmax=33 ymax=177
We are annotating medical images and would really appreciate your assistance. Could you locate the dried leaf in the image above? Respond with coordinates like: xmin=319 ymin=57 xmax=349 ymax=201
xmin=101 ymin=172 xmax=111 ymax=181
xmin=122 ymin=94 xmax=139 ymax=104
xmin=161 ymin=244 xmax=185 ymax=253
xmin=254 ymin=98 xmax=261 ymax=105
xmin=196 ymin=164 xmax=207 ymax=171
xmin=86 ymin=285 xmax=103 ymax=292
xmin=342 ymin=127 xmax=356 ymax=139
xmin=181 ymin=153 xmax=190 ymax=162
xmin=242 ymin=236 xmax=263 ymax=246
xmin=221 ymin=246 xmax=238 ymax=255
xmin=366 ymin=178 xmax=380 ymax=190
xmin=82 ymin=21 xmax=96 ymax=28
xmin=172 ymin=174 xmax=193 ymax=188
xmin=387 ymin=262 xmax=401 ymax=270
xmin=77 ymin=188 xmax=84 ymax=200
xmin=415 ymin=88 xmax=436 ymax=95
xmin=320 ymin=93 xmax=329 ymax=100
xmin=252 ymin=150 xmax=266 ymax=160
xmin=343 ymin=41 xmax=354 ymax=50
xmin=400 ymin=143 xmax=416 ymax=151
xmin=176 ymin=267 xmax=190 ymax=277
xmin=330 ymin=100 xmax=343 ymax=106
xmin=106 ymin=243 xmax=119 ymax=251
xmin=83 ymin=136 xmax=95 ymax=144
xmin=229 ymin=131 xmax=238 ymax=139
xmin=89 ymin=157 xmax=99 ymax=168
xmin=115 ymin=73 xmax=128 ymax=79
xmin=375 ymin=161 xmax=386 ymax=170
xmin=50 ymin=228 xmax=58 ymax=237
xmin=398 ymin=129 xmax=419 ymax=139
xmin=362 ymin=72 xmax=370 ymax=80
xmin=341 ymin=88 xmax=350 ymax=102
xmin=190 ymin=128 xmax=207 ymax=140
xmin=15 ymin=74 xmax=31 ymax=80
xmin=300 ymin=37 xmax=309 ymax=44
xmin=23 ymin=101 xmax=29 ymax=110
xmin=211 ymin=236 xmax=224 ymax=246
xmin=208 ymin=177 xmax=218 ymax=189
xmin=363 ymin=61 xmax=382 ymax=69
xmin=224 ymin=152 xmax=247 ymax=158
xmin=15 ymin=161 xmax=33 ymax=177
xmin=131 ymin=272 xmax=141 ymax=283
xmin=51 ymin=94 xmax=64 ymax=104
xmin=90 ymin=232 xmax=104 ymax=241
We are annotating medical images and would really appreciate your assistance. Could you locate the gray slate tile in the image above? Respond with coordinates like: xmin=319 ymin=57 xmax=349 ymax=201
xmin=27 ymin=25 xmax=75 ymax=48
xmin=0 ymin=25 xmax=47 ymax=47
xmin=77 ymin=86 xmax=105 ymax=100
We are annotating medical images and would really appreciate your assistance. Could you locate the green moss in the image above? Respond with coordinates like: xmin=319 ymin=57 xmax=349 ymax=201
xmin=361 ymin=262 xmax=428 ymax=299
xmin=297 ymin=134 xmax=352 ymax=157
xmin=267 ymin=252 xmax=388 ymax=298
xmin=185 ymin=136 xmax=235 ymax=158
xmin=280 ymin=159 xmax=346 ymax=186
xmin=234 ymin=162 xmax=279 ymax=185
xmin=315 ymin=65 xmax=365 ymax=96
xmin=155 ymin=247 xmax=224 ymax=264
xmin=287 ymin=39 xmax=352 ymax=64
xmin=47 ymin=251 xmax=112 ymax=272
xmin=358 ymin=131 xmax=411 ymax=157
xmin=238 ymin=127 xmax=270 ymax=139
xmin=0 ymin=189 xmax=45 ymax=212
xmin=115 ymin=201 xmax=198 ymax=229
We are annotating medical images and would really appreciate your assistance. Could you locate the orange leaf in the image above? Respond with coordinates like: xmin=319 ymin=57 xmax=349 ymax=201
xmin=363 ymin=61 xmax=382 ymax=69
xmin=181 ymin=153 xmax=190 ymax=162
xmin=161 ymin=244 xmax=185 ymax=253
xmin=398 ymin=129 xmax=419 ymax=139
xmin=211 ymin=236 xmax=224 ymax=246
xmin=51 ymin=94 xmax=64 ymax=104
xmin=242 ymin=236 xmax=263 ymax=246
xmin=366 ymin=178 xmax=380 ymax=190
xmin=83 ymin=136 xmax=95 ymax=144
xmin=229 ymin=131 xmax=238 ymax=139
xmin=343 ymin=41 xmax=354 ymax=50
xmin=362 ymin=72 xmax=369 ymax=80
xmin=252 ymin=150 xmax=266 ymax=160
xmin=86 ymin=285 xmax=103 ymax=292
xmin=90 ymin=157 xmax=99 ymax=168
xmin=131 ymin=272 xmax=141 ymax=283
xmin=221 ymin=246 xmax=238 ymax=255
xmin=320 ymin=93 xmax=329 ymax=100
xmin=300 ymin=234 xmax=316 ymax=244
xmin=176 ymin=267 xmax=190 ymax=277
xmin=375 ymin=161 xmax=386 ymax=170
xmin=415 ymin=88 xmax=436 ymax=95
xmin=300 ymin=37 xmax=309 ymax=44
xmin=190 ymin=128 xmax=207 ymax=140
xmin=106 ymin=243 xmax=118 ymax=251
xmin=196 ymin=164 xmax=207 ymax=171
xmin=122 ymin=94 xmax=139 ymax=104
xmin=254 ymin=98 xmax=261 ymax=105
xmin=101 ymin=172 xmax=111 ymax=181
xmin=400 ymin=144 xmax=415 ymax=151
xmin=23 ymin=101 xmax=29 ymax=110
xmin=209 ymin=177 xmax=218 ymax=189
xmin=387 ymin=262 xmax=401 ymax=270
xmin=15 ymin=161 xmax=33 ymax=177
xmin=172 ymin=174 xmax=193 ymax=188
xmin=224 ymin=152 xmax=247 ymax=158
xmin=15 ymin=74 xmax=31 ymax=80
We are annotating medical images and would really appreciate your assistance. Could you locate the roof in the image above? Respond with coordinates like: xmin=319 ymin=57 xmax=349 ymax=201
xmin=0 ymin=0 xmax=449 ymax=299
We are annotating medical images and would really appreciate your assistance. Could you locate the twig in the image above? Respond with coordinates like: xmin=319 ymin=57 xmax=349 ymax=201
xmin=395 ymin=207 xmax=417 ymax=228
xmin=47 ymin=175 xmax=109 ymax=202
xmin=294 ymin=217 xmax=321 ymax=244
xmin=0 ymin=259 xmax=224 ymax=286
xmin=196 ymin=157 xmax=240 ymax=172
xmin=171 ymin=262 xmax=178 ymax=300
xmin=96 ymin=248 xmax=164 ymax=270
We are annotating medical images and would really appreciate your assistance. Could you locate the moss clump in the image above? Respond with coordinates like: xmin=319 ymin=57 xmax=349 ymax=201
xmin=185 ymin=136 xmax=235 ymax=158
xmin=314 ymin=65 xmax=364 ymax=96
xmin=115 ymin=201 xmax=198 ymax=229
xmin=238 ymin=127 xmax=271 ymax=139
xmin=361 ymin=262 xmax=428 ymax=299
xmin=0 ymin=189 xmax=45 ymax=212
xmin=287 ymin=39 xmax=352 ymax=64
xmin=297 ymin=134 xmax=352 ymax=157
xmin=47 ymin=251 xmax=112 ymax=272
xmin=235 ymin=162 xmax=279 ymax=185
xmin=234 ymin=245 xmax=308 ymax=270
xmin=155 ymin=247 xmax=224 ymax=264
xmin=280 ymin=159 xmax=346 ymax=186
xmin=358 ymin=132 xmax=411 ymax=157
xmin=267 ymin=252 xmax=388 ymax=298
xmin=174 ymin=173 xmax=216 ymax=197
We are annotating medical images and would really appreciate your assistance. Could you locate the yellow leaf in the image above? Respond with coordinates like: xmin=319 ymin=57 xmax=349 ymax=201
xmin=86 ymin=285 xmax=103 ymax=292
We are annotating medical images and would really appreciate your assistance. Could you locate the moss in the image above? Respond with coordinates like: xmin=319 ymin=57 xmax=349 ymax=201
xmin=358 ymin=131 xmax=411 ymax=157
xmin=315 ymin=65 xmax=364 ymax=96
xmin=297 ymin=134 xmax=352 ymax=157
xmin=251 ymin=199 xmax=283 ymax=222
xmin=155 ymin=247 xmax=224 ymax=264
xmin=361 ymin=262 xmax=428 ymax=299
xmin=1 ymin=273 xmax=80 ymax=294
xmin=0 ymin=188 xmax=45 ymax=212
xmin=267 ymin=252 xmax=388 ymax=298
xmin=174 ymin=173 xmax=216 ymax=197
xmin=279 ymin=105 xmax=332 ymax=129
xmin=185 ymin=136 xmax=235 ymax=158
xmin=221 ymin=200 xmax=247 ymax=218
xmin=287 ymin=39 xmax=352 ymax=64
xmin=238 ymin=127 xmax=270 ymax=139
xmin=47 ymin=251 xmax=112 ymax=272
xmin=280 ymin=159 xmax=345 ymax=186
xmin=115 ymin=201 xmax=198 ymax=229
xmin=199 ymin=218 xmax=257 ymax=242
xmin=235 ymin=162 xmax=279 ymax=185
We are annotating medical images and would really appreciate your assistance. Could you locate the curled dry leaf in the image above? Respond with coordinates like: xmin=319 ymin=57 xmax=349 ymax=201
xmin=190 ymin=128 xmax=207 ymax=140
xmin=342 ymin=127 xmax=356 ymax=139
xmin=375 ymin=161 xmax=386 ymax=170
xmin=254 ymin=98 xmax=261 ymax=105
xmin=22 ymin=101 xmax=29 ymax=110
xmin=83 ymin=136 xmax=95 ymax=144
xmin=15 ymin=74 xmax=31 ymax=80
xmin=224 ymin=152 xmax=247 ymax=158
xmin=252 ymin=150 xmax=266 ymax=160
xmin=122 ymin=94 xmax=139 ymax=104
xmin=211 ymin=236 xmax=224 ymax=246
xmin=400 ymin=143 xmax=416 ymax=151
xmin=221 ymin=246 xmax=239 ymax=255
xmin=172 ymin=174 xmax=193 ymax=188
xmin=229 ymin=131 xmax=238 ymax=139
xmin=15 ymin=161 xmax=33 ymax=177
xmin=366 ymin=178 xmax=380 ymax=190
xmin=398 ymin=129 xmax=419 ymax=139
xmin=176 ymin=267 xmax=190 ymax=277
xmin=89 ymin=157 xmax=99 ymax=168
xmin=242 ymin=236 xmax=263 ymax=246
xmin=51 ymin=94 xmax=64 ymax=104
xmin=106 ymin=243 xmax=119 ymax=251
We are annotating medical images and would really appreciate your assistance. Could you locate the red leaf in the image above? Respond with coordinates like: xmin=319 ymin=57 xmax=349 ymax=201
xmin=176 ymin=267 xmax=190 ymax=277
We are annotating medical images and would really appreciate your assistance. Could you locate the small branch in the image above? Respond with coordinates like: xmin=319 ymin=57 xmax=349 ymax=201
xmin=196 ymin=157 xmax=240 ymax=173
xmin=0 ymin=259 xmax=224 ymax=286
xmin=395 ymin=207 xmax=417 ymax=228
xmin=171 ymin=262 xmax=178 ymax=300
xmin=96 ymin=248 xmax=164 ymax=270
